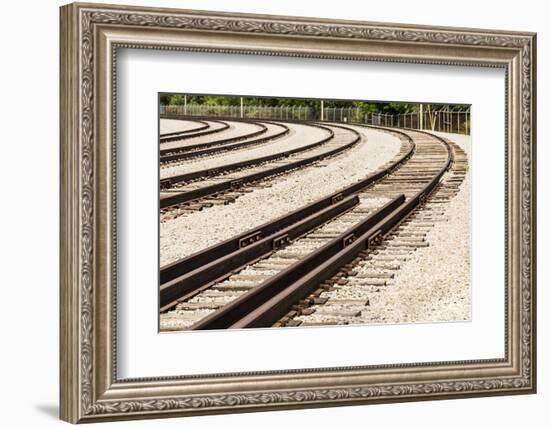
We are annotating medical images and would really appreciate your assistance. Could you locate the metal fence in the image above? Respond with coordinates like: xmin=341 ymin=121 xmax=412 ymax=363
xmin=161 ymin=104 xmax=316 ymax=121
xmin=161 ymin=104 xmax=470 ymax=135
xmin=322 ymin=107 xmax=366 ymax=123
xmin=365 ymin=110 xmax=470 ymax=135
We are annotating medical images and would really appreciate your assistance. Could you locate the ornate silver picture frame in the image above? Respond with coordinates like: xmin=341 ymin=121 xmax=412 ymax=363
xmin=60 ymin=2 xmax=536 ymax=423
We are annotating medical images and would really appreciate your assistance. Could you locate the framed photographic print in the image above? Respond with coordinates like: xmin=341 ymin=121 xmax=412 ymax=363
xmin=59 ymin=2 xmax=537 ymax=423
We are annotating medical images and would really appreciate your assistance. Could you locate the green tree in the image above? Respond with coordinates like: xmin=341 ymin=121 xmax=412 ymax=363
xmin=159 ymin=94 xmax=171 ymax=105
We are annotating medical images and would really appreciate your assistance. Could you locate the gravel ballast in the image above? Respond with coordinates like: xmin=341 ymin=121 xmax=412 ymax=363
xmin=160 ymin=118 xmax=206 ymax=135
xmin=160 ymin=120 xmax=260 ymax=151
xmin=296 ymin=132 xmax=472 ymax=325
xmin=160 ymin=122 xmax=329 ymax=179
xmin=160 ymin=126 xmax=402 ymax=266
xmin=361 ymin=133 xmax=471 ymax=323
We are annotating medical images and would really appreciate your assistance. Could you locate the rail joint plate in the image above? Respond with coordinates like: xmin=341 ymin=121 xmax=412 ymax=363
xmin=230 ymin=179 xmax=244 ymax=189
xmin=273 ymin=234 xmax=291 ymax=250
xmin=238 ymin=231 xmax=262 ymax=248
xmin=367 ymin=230 xmax=383 ymax=248
xmin=331 ymin=193 xmax=344 ymax=204
xmin=342 ymin=233 xmax=357 ymax=248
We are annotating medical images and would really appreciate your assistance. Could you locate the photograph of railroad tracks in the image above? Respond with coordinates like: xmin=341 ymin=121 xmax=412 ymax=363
xmin=159 ymin=93 xmax=471 ymax=332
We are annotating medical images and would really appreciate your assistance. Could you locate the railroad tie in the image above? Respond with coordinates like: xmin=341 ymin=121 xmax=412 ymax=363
xmin=347 ymin=277 xmax=388 ymax=286
xmin=354 ymin=271 xmax=395 ymax=279
xmin=214 ymin=281 xmax=257 ymax=291
xmin=313 ymin=307 xmax=363 ymax=317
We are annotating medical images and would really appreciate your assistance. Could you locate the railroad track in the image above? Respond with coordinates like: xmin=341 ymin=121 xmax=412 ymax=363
xmin=160 ymin=118 xmax=211 ymax=140
xmin=160 ymin=119 xmax=230 ymax=143
xmin=159 ymin=126 xmax=467 ymax=331
xmin=160 ymin=120 xmax=290 ymax=165
xmin=159 ymin=122 xmax=361 ymax=214
xmin=276 ymin=139 xmax=468 ymax=327
xmin=160 ymin=119 xmax=266 ymax=159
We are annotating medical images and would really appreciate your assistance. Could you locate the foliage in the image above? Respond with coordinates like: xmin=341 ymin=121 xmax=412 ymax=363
xmin=159 ymin=93 xmax=470 ymax=113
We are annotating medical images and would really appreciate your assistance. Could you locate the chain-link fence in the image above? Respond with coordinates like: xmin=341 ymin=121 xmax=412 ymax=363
xmin=366 ymin=110 xmax=470 ymax=135
xmin=161 ymin=104 xmax=316 ymax=121
xmin=161 ymin=105 xmax=470 ymax=135
xmin=322 ymin=107 xmax=367 ymax=123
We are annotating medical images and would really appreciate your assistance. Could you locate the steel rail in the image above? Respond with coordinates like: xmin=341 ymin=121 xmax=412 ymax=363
xmin=160 ymin=119 xmax=230 ymax=143
xmin=160 ymin=194 xmax=360 ymax=312
xmin=160 ymin=122 xmax=334 ymax=187
xmin=160 ymin=119 xmax=210 ymax=139
xmin=188 ymin=130 xmax=452 ymax=330
xmin=160 ymin=127 xmax=415 ymax=286
xmin=188 ymin=196 xmax=405 ymax=330
xmin=160 ymin=121 xmax=290 ymax=163
xmin=160 ymin=120 xmax=266 ymax=157
xmin=159 ymin=124 xmax=360 ymax=209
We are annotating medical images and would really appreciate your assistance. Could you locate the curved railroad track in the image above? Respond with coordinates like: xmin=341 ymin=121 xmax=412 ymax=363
xmin=160 ymin=119 xmax=230 ymax=143
xmin=160 ymin=120 xmax=290 ymax=165
xmin=159 ymin=122 xmax=362 ymax=212
xmin=160 ymin=120 xmax=265 ymax=158
xmin=275 ymin=138 xmax=468 ymax=327
xmin=160 ymin=118 xmax=211 ymax=139
xmin=159 ymin=125 xmax=469 ymax=331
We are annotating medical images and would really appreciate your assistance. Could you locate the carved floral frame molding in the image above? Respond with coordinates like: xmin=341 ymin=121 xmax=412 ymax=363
xmin=60 ymin=2 xmax=536 ymax=423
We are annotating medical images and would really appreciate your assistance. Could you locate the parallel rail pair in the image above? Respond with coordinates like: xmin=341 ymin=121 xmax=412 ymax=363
xmin=160 ymin=119 xmax=225 ymax=142
xmin=160 ymin=121 xmax=360 ymax=208
xmin=160 ymin=125 xmax=453 ymax=330
xmin=160 ymin=120 xmax=290 ymax=163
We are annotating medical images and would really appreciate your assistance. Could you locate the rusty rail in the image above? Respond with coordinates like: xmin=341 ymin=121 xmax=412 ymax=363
xmin=160 ymin=120 xmax=265 ymax=157
xmin=160 ymin=129 xmax=414 ymax=284
xmin=160 ymin=121 xmax=290 ymax=163
xmin=160 ymin=119 xmax=230 ymax=144
xmin=160 ymin=194 xmax=360 ymax=312
xmin=160 ymin=119 xmax=210 ymax=140
xmin=159 ymin=124 xmax=362 ymax=209
xmin=160 ymin=122 xmax=334 ymax=188
xmin=187 ymin=129 xmax=452 ymax=330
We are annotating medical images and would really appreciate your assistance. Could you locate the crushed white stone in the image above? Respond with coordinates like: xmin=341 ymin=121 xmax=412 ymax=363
xmin=304 ymin=132 xmax=472 ymax=325
xmin=160 ymin=122 xmax=329 ymax=179
xmin=160 ymin=126 xmax=402 ymax=266
xmin=160 ymin=118 xmax=206 ymax=135
xmin=160 ymin=120 xmax=260 ymax=151
xmin=364 ymin=133 xmax=471 ymax=323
